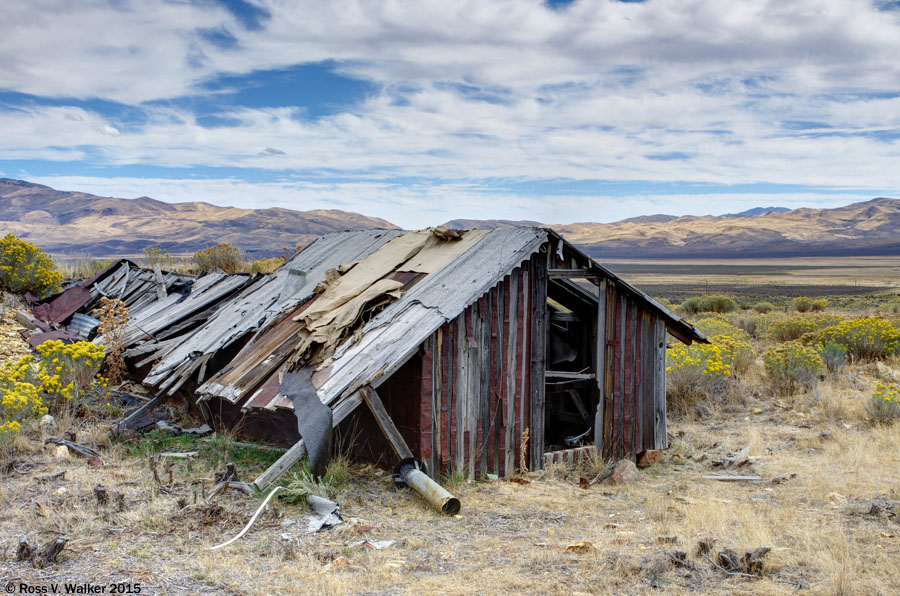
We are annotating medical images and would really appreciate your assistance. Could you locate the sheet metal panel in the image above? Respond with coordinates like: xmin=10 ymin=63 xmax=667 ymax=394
xmin=145 ymin=229 xmax=402 ymax=388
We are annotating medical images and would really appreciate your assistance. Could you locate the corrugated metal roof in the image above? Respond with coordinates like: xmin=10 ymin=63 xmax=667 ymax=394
xmin=142 ymin=229 xmax=403 ymax=391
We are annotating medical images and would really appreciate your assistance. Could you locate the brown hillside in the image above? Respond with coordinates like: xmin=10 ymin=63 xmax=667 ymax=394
xmin=0 ymin=178 xmax=398 ymax=257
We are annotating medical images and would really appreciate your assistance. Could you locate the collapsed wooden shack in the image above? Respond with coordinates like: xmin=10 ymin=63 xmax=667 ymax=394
xmin=35 ymin=228 xmax=705 ymax=492
xmin=112 ymin=227 xmax=704 ymax=490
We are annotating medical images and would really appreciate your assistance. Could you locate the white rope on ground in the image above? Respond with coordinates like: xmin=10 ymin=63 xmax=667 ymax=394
xmin=207 ymin=485 xmax=283 ymax=550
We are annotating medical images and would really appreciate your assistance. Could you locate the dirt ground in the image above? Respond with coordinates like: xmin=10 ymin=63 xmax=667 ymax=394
xmin=2 ymin=372 xmax=899 ymax=595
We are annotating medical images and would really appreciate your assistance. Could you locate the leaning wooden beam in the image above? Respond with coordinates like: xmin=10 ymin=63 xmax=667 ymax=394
xmin=360 ymin=385 xmax=414 ymax=460
xmin=252 ymin=390 xmax=363 ymax=491
xmin=117 ymin=391 xmax=168 ymax=432
xmin=548 ymin=268 xmax=603 ymax=279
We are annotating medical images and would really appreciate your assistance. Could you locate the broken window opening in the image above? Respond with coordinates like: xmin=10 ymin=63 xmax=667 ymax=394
xmin=544 ymin=277 xmax=600 ymax=452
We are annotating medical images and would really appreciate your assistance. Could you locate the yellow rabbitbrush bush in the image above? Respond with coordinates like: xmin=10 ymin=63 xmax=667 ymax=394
xmin=0 ymin=233 xmax=63 ymax=299
xmin=817 ymin=317 xmax=900 ymax=361
xmin=1 ymin=341 xmax=108 ymax=447
xmin=35 ymin=339 xmax=106 ymax=409
xmin=0 ymin=356 xmax=46 ymax=447
xmin=694 ymin=316 xmax=751 ymax=342
xmin=693 ymin=316 xmax=754 ymax=375
xmin=665 ymin=329 xmax=751 ymax=412
xmin=249 ymin=256 xmax=285 ymax=274
xmin=763 ymin=341 xmax=824 ymax=395
xmin=868 ymin=383 xmax=900 ymax=423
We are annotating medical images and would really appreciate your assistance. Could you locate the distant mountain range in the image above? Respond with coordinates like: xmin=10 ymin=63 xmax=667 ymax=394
xmin=1 ymin=178 xmax=899 ymax=259
xmin=0 ymin=178 xmax=397 ymax=257
xmin=446 ymin=198 xmax=900 ymax=258
xmin=725 ymin=206 xmax=791 ymax=217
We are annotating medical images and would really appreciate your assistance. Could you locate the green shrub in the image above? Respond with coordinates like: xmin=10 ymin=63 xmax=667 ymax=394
xmin=763 ymin=341 xmax=824 ymax=394
xmin=702 ymin=295 xmax=738 ymax=313
xmin=792 ymin=296 xmax=814 ymax=312
xmin=0 ymin=234 xmax=63 ymax=298
xmin=680 ymin=295 xmax=738 ymax=315
xmin=868 ymin=383 xmax=900 ymax=424
xmin=817 ymin=340 xmax=848 ymax=373
xmin=762 ymin=313 xmax=843 ymax=342
xmin=817 ymin=317 xmax=900 ymax=361
xmin=811 ymin=298 xmax=828 ymax=312
xmin=193 ymin=243 xmax=243 ymax=274
xmin=753 ymin=301 xmax=775 ymax=314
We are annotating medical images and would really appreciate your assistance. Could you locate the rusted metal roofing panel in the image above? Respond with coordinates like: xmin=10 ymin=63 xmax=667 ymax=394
xmin=141 ymin=229 xmax=403 ymax=391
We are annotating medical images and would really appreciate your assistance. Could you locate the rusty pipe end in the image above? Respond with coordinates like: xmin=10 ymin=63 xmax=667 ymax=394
xmin=393 ymin=457 xmax=461 ymax=516
xmin=441 ymin=496 xmax=461 ymax=516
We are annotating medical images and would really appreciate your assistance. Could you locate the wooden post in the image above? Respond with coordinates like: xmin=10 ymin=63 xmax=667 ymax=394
xmin=432 ymin=328 xmax=442 ymax=478
xmin=653 ymin=318 xmax=668 ymax=450
xmin=529 ymin=254 xmax=548 ymax=471
xmin=153 ymin=264 xmax=167 ymax=301
xmin=505 ymin=270 xmax=519 ymax=476
xmin=594 ymin=280 xmax=607 ymax=451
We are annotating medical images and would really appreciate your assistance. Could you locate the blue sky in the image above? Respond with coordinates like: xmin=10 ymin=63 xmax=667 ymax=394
xmin=1 ymin=0 xmax=899 ymax=228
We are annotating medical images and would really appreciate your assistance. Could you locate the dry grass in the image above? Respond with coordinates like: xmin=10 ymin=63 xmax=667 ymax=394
xmin=2 ymin=373 xmax=900 ymax=595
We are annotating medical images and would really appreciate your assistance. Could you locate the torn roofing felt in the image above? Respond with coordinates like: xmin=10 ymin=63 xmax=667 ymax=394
xmin=197 ymin=227 xmax=488 ymax=406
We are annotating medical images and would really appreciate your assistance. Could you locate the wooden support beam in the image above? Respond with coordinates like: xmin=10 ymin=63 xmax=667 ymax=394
xmin=550 ymin=311 xmax=581 ymax=323
xmin=548 ymin=268 xmax=603 ymax=279
xmin=545 ymin=371 xmax=595 ymax=380
xmin=529 ymin=259 xmax=548 ymax=471
xmin=253 ymin=391 xmax=363 ymax=491
xmin=360 ymin=385 xmax=414 ymax=461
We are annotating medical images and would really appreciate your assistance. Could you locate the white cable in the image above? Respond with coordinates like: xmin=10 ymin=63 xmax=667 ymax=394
xmin=207 ymin=485 xmax=283 ymax=551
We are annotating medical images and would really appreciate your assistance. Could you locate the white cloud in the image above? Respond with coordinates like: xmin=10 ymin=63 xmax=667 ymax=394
xmin=1 ymin=0 xmax=899 ymax=220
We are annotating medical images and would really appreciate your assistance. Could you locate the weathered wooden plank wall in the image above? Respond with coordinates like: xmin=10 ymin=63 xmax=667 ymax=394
xmin=599 ymin=287 xmax=668 ymax=460
xmin=419 ymin=257 xmax=536 ymax=479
